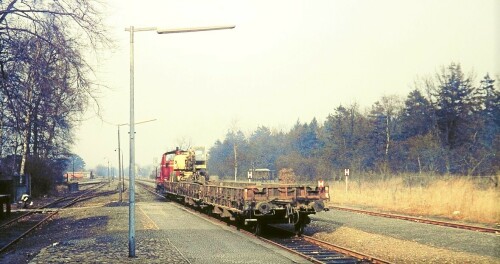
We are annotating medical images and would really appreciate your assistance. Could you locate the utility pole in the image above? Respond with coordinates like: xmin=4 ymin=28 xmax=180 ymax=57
xmin=107 ymin=160 xmax=110 ymax=186
xmin=122 ymin=152 xmax=125 ymax=191
xmin=234 ymin=143 xmax=238 ymax=182
xmin=117 ymin=125 xmax=123 ymax=202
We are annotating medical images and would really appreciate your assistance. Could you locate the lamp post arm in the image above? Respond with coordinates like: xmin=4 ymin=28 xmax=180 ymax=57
xmin=157 ymin=25 xmax=235 ymax=34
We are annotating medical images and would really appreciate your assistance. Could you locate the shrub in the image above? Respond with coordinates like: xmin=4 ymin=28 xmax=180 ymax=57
xmin=26 ymin=157 xmax=66 ymax=197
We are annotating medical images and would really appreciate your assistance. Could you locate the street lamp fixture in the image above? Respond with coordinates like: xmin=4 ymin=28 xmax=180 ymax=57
xmin=126 ymin=24 xmax=234 ymax=258
xmin=157 ymin=25 xmax=235 ymax=34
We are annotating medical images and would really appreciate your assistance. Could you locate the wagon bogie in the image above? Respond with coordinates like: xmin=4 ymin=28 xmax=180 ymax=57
xmin=251 ymin=221 xmax=267 ymax=236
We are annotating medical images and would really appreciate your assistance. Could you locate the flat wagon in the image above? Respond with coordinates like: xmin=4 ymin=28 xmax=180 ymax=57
xmin=157 ymin=147 xmax=330 ymax=235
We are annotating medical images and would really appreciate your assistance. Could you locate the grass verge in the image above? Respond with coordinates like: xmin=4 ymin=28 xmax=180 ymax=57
xmin=328 ymin=175 xmax=500 ymax=225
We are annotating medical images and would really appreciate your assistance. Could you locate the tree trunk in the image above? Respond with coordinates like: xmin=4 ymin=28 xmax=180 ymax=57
xmin=417 ymin=155 xmax=422 ymax=174
xmin=19 ymin=110 xmax=31 ymax=176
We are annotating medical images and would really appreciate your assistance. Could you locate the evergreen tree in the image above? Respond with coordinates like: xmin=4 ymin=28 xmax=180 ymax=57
xmin=208 ymin=64 xmax=499 ymax=177
xmin=248 ymin=126 xmax=278 ymax=171
xmin=323 ymin=105 xmax=354 ymax=169
xmin=466 ymin=74 xmax=500 ymax=174
xmin=476 ymin=74 xmax=499 ymax=142
xmin=400 ymin=89 xmax=434 ymax=140
xmin=432 ymin=63 xmax=478 ymax=173
xmin=434 ymin=63 xmax=476 ymax=150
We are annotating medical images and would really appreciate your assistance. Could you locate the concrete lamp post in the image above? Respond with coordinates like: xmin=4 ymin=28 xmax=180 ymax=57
xmin=126 ymin=24 xmax=234 ymax=258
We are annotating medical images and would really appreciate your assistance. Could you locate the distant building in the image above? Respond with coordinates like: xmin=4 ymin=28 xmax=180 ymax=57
xmin=65 ymin=171 xmax=90 ymax=181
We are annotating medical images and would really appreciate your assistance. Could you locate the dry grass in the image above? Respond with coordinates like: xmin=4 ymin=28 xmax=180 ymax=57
xmin=328 ymin=175 xmax=500 ymax=224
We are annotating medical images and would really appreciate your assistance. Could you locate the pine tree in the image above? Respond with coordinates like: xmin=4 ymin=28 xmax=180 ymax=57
xmin=476 ymin=74 xmax=499 ymax=138
xmin=434 ymin=63 xmax=476 ymax=150
xmin=400 ymin=89 xmax=434 ymax=140
xmin=467 ymin=74 xmax=500 ymax=174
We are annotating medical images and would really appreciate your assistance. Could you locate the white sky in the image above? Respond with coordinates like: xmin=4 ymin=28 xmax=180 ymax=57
xmin=72 ymin=0 xmax=500 ymax=169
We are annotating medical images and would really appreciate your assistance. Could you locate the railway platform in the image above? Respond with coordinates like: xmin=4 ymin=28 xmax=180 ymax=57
xmin=2 ymin=183 xmax=312 ymax=263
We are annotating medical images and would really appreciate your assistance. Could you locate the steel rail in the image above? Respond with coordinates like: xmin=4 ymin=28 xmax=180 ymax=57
xmin=0 ymin=182 xmax=104 ymax=229
xmin=264 ymin=224 xmax=391 ymax=264
xmin=0 ymin=183 xmax=107 ymax=253
xmin=253 ymin=235 xmax=325 ymax=264
xmin=0 ymin=196 xmax=66 ymax=229
xmin=302 ymin=234 xmax=392 ymax=264
xmin=330 ymin=206 xmax=500 ymax=234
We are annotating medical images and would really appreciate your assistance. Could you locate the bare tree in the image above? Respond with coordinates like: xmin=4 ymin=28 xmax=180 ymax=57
xmin=369 ymin=95 xmax=403 ymax=174
xmin=0 ymin=0 xmax=111 ymax=176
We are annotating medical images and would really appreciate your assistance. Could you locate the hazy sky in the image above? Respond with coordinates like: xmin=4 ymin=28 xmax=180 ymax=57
xmin=73 ymin=0 xmax=499 ymax=170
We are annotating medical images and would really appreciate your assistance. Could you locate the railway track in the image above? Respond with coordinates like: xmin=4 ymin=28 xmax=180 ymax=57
xmin=330 ymin=206 xmax=500 ymax=234
xmin=0 ymin=182 xmax=107 ymax=253
xmin=136 ymin=181 xmax=391 ymax=264
xmin=263 ymin=225 xmax=391 ymax=264
xmin=137 ymin=178 xmax=500 ymax=235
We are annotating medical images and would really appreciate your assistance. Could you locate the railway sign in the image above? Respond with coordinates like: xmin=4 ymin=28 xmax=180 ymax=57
xmin=317 ymin=179 xmax=325 ymax=190
xmin=344 ymin=169 xmax=349 ymax=193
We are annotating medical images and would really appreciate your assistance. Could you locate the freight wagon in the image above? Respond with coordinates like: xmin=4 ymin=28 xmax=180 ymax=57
xmin=156 ymin=147 xmax=330 ymax=236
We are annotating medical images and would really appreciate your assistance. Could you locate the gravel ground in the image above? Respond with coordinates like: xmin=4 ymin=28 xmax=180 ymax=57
xmin=28 ymin=231 xmax=189 ymax=264
xmin=0 ymin=181 xmax=311 ymax=264
xmin=2 ymin=180 xmax=498 ymax=264
xmin=0 ymin=182 xmax=190 ymax=263
xmin=307 ymin=210 xmax=500 ymax=263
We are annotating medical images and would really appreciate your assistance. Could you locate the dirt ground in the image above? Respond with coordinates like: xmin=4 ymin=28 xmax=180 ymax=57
xmin=312 ymin=224 xmax=499 ymax=263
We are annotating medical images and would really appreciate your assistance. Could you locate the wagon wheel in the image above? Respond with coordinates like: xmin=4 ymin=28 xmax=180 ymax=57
xmin=235 ymin=218 xmax=241 ymax=231
xmin=294 ymin=221 xmax=305 ymax=237
xmin=253 ymin=221 xmax=266 ymax=236
xmin=202 ymin=207 xmax=210 ymax=215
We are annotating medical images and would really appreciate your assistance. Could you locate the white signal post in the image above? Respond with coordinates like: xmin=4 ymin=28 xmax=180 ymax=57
xmin=344 ymin=169 xmax=349 ymax=193
xmin=126 ymin=24 xmax=234 ymax=258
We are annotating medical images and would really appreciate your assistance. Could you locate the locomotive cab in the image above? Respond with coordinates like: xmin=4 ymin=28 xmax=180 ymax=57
xmin=157 ymin=147 xmax=208 ymax=185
